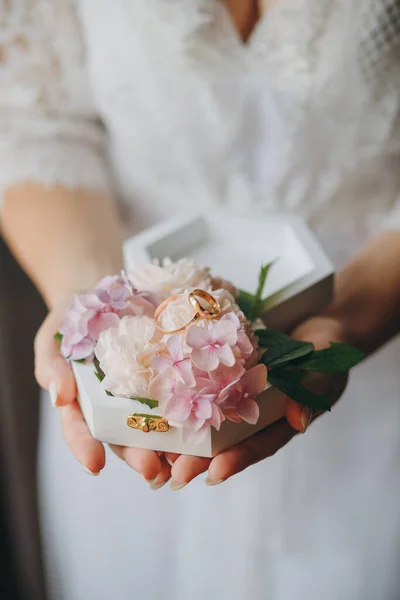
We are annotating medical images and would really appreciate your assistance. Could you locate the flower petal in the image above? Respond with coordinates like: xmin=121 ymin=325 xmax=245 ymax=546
xmin=210 ymin=404 xmax=225 ymax=430
xmin=191 ymin=347 xmax=219 ymax=372
xmin=194 ymin=397 xmax=213 ymax=421
xmin=241 ymin=364 xmax=268 ymax=396
xmin=166 ymin=334 xmax=184 ymax=362
xmin=237 ymin=398 xmax=260 ymax=425
xmin=237 ymin=331 xmax=254 ymax=356
xmin=186 ymin=324 xmax=212 ymax=349
xmin=164 ymin=394 xmax=192 ymax=423
xmin=210 ymin=319 xmax=237 ymax=346
xmin=88 ymin=312 xmax=120 ymax=340
xmin=148 ymin=368 xmax=178 ymax=404
xmin=216 ymin=344 xmax=235 ymax=368
xmin=176 ymin=358 xmax=196 ymax=387
xmin=151 ymin=355 xmax=173 ymax=375
xmin=69 ymin=337 xmax=95 ymax=361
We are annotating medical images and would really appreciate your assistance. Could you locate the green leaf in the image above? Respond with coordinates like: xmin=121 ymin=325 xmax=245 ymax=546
xmin=132 ymin=413 xmax=159 ymax=419
xmin=54 ymin=332 xmax=63 ymax=343
xmin=251 ymin=261 xmax=275 ymax=321
xmin=268 ymin=368 xmax=331 ymax=411
xmin=255 ymin=328 xmax=292 ymax=347
xmin=132 ymin=397 xmax=159 ymax=409
xmin=94 ymin=370 xmax=103 ymax=383
xmin=261 ymin=340 xmax=314 ymax=369
xmin=294 ymin=342 xmax=366 ymax=373
xmin=237 ymin=290 xmax=255 ymax=320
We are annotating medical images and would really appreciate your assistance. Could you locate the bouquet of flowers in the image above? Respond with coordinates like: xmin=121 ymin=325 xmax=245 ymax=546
xmin=57 ymin=259 xmax=364 ymax=445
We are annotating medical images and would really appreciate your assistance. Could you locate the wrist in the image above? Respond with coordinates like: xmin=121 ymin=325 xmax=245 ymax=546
xmin=325 ymin=232 xmax=400 ymax=353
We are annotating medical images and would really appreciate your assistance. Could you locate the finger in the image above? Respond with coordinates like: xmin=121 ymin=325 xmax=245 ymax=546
xmin=284 ymin=397 xmax=312 ymax=433
xmin=60 ymin=399 xmax=106 ymax=475
xmin=164 ymin=452 xmax=180 ymax=468
xmin=169 ymin=455 xmax=212 ymax=490
xmin=109 ymin=445 xmax=163 ymax=482
xmin=148 ymin=456 xmax=172 ymax=490
xmin=291 ymin=316 xmax=344 ymax=348
xmin=35 ymin=310 xmax=76 ymax=406
xmin=206 ymin=418 xmax=296 ymax=485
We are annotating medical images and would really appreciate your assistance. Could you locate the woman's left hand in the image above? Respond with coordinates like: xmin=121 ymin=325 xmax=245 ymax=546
xmin=162 ymin=315 xmax=348 ymax=490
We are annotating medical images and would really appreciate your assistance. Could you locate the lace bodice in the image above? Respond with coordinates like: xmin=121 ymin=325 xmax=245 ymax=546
xmin=1 ymin=0 xmax=400 ymax=236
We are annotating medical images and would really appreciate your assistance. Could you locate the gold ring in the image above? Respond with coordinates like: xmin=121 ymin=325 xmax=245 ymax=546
xmin=154 ymin=289 xmax=221 ymax=335
xmin=188 ymin=289 xmax=221 ymax=321
xmin=154 ymin=293 xmax=200 ymax=334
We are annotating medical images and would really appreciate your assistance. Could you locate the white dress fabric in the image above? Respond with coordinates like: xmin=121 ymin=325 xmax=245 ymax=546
xmin=1 ymin=1 xmax=400 ymax=599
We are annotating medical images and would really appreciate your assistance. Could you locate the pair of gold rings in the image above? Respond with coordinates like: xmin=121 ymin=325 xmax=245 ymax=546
xmin=154 ymin=288 xmax=221 ymax=335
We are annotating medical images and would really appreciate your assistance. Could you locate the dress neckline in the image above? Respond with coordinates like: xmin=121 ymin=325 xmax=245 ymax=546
xmin=217 ymin=0 xmax=272 ymax=49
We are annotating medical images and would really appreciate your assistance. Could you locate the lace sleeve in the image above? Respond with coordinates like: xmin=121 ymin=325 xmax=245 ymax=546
xmin=0 ymin=1 xmax=111 ymax=206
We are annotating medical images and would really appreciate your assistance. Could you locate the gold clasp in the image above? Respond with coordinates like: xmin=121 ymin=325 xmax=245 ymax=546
xmin=126 ymin=414 xmax=170 ymax=433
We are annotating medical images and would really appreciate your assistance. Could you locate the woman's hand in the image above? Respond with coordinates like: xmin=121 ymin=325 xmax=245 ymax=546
xmin=35 ymin=305 xmax=172 ymax=483
xmin=161 ymin=315 xmax=348 ymax=490
xmin=162 ymin=230 xmax=400 ymax=489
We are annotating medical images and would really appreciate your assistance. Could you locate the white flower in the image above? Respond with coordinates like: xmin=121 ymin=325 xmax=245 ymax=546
xmin=128 ymin=258 xmax=211 ymax=300
xmin=95 ymin=316 xmax=161 ymax=398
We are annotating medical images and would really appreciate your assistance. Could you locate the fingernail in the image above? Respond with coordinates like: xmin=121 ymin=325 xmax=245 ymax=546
xmin=301 ymin=407 xmax=313 ymax=433
xmin=141 ymin=475 xmax=156 ymax=484
xmin=169 ymin=480 xmax=187 ymax=492
xmin=49 ymin=380 xmax=58 ymax=407
xmin=166 ymin=457 xmax=175 ymax=467
xmin=205 ymin=477 xmax=224 ymax=487
xmin=83 ymin=466 xmax=100 ymax=476
xmin=150 ymin=477 xmax=168 ymax=491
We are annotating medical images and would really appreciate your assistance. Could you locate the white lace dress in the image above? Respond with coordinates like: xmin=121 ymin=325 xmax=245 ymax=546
xmin=1 ymin=2 xmax=400 ymax=599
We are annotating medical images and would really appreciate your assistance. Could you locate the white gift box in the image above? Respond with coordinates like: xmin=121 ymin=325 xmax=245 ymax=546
xmin=74 ymin=212 xmax=334 ymax=458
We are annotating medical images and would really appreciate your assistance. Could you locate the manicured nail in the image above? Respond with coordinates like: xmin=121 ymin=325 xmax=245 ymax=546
xmin=150 ymin=477 xmax=168 ymax=491
xmin=301 ymin=407 xmax=313 ymax=433
xmin=205 ymin=477 xmax=224 ymax=487
xmin=141 ymin=475 xmax=156 ymax=484
xmin=169 ymin=480 xmax=187 ymax=492
xmin=83 ymin=466 xmax=100 ymax=476
xmin=49 ymin=380 xmax=58 ymax=407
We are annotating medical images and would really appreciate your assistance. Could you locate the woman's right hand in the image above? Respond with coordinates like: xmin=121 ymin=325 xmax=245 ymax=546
xmin=34 ymin=306 xmax=172 ymax=485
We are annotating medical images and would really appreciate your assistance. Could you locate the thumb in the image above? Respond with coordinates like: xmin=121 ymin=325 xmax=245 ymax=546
xmin=282 ymin=316 xmax=343 ymax=433
xmin=34 ymin=308 xmax=76 ymax=407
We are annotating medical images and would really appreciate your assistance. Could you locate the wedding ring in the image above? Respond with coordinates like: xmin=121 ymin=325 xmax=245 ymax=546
xmin=188 ymin=289 xmax=222 ymax=321
xmin=154 ymin=293 xmax=200 ymax=334
xmin=154 ymin=289 xmax=221 ymax=335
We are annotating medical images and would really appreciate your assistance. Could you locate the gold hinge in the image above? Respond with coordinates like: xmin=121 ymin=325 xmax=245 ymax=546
xmin=126 ymin=414 xmax=170 ymax=433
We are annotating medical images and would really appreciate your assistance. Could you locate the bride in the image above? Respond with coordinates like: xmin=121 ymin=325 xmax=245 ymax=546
xmin=1 ymin=1 xmax=400 ymax=599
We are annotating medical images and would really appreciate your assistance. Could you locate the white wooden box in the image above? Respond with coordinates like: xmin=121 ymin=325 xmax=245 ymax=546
xmin=74 ymin=212 xmax=334 ymax=458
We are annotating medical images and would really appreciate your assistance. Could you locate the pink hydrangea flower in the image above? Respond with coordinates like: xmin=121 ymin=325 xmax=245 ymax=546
xmin=151 ymin=334 xmax=195 ymax=387
xmin=219 ymin=364 xmax=267 ymax=425
xmin=186 ymin=319 xmax=238 ymax=371
xmin=96 ymin=274 xmax=158 ymax=316
xmin=149 ymin=368 xmax=224 ymax=444
xmin=60 ymin=274 xmax=157 ymax=361
xmin=221 ymin=313 xmax=254 ymax=359
xmin=60 ymin=293 xmax=120 ymax=361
